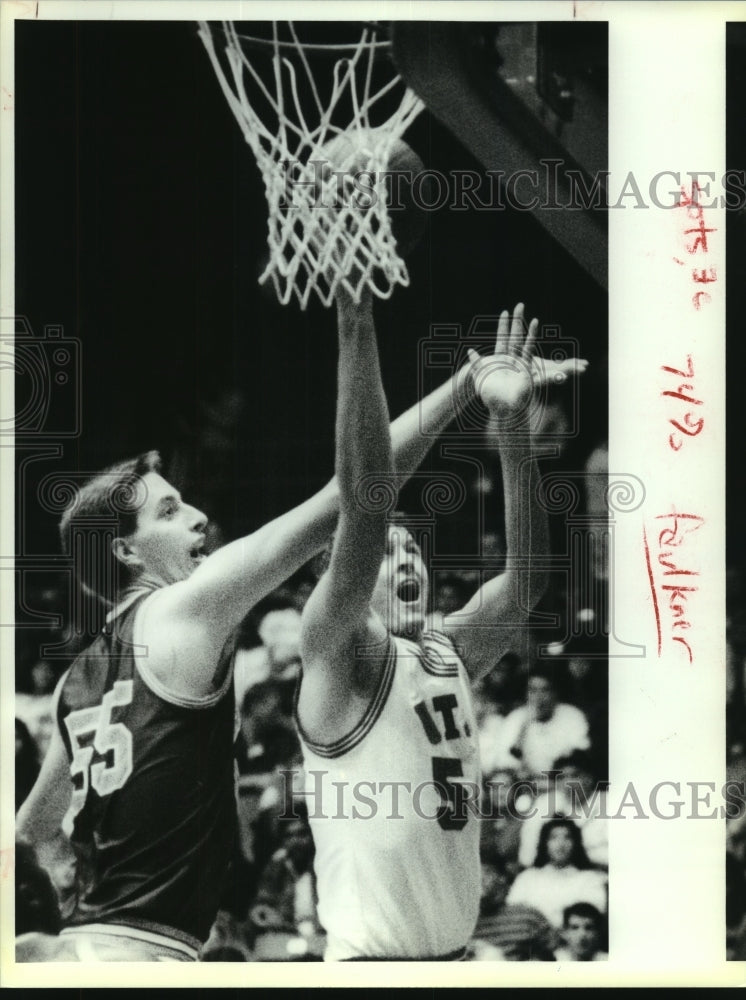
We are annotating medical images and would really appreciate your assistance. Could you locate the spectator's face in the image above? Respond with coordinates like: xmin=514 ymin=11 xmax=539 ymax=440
xmin=31 ymin=660 xmax=55 ymax=694
xmin=370 ymin=527 xmax=428 ymax=639
xmin=35 ymin=710 xmax=55 ymax=759
xmin=564 ymin=914 xmax=599 ymax=959
xmin=293 ymin=580 xmax=314 ymax=609
xmin=482 ymin=659 xmax=515 ymax=702
xmin=546 ymin=825 xmax=574 ymax=867
xmin=527 ymin=677 xmax=556 ymax=721
xmin=484 ymin=770 xmax=516 ymax=812
xmin=480 ymin=531 xmax=504 ymax=558
xmin=434 ymin=582 xmax=460 ymax=616
xmin=249 ymin=689 xmax=282 ymax=725
xmin=479 ymin=863 xmax=509 ymax=915
xmin=283 ymin=819 xmax=314 ymax=869
xmin=257 ymin=609 xmax=302 ymax=678
xmin=560 ymin=764 xmax=594 ymax=797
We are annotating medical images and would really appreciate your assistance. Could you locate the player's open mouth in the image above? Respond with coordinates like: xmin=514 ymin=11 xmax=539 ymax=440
xmin=190 ymin=541 xmax=206 ymax=564
xmin=397 ymin=579 xmax=420 ymax=603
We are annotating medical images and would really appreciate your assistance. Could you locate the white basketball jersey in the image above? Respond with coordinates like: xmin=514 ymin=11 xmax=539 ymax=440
xmin=296 ymin=629 xmax=481 ymax=960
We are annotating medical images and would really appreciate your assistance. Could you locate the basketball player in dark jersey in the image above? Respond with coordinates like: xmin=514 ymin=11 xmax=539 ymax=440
xmin=15 ymin=311 xmax=504 ymax=961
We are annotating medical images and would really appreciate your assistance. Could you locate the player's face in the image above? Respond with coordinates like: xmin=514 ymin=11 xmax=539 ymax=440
xmin=546 ymin=825 xmax=574 ymax=868
xmin=370 ymin=526 xmax=429 ymax=639
xmin=123 ymin=472 xmax=208 ymax=585
xmin=564 ymin=915 xmax=599 ymax=960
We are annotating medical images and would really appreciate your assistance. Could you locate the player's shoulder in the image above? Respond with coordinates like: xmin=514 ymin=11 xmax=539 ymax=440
xmin=134 ymin=582 xmax=219 ymax=665
xmin=409 ymin=622 xmax=465 ymax=678
xmin=61 ymin=587 xmax=155 ymax=701
xmin=296 ymin=631 xmax=397 ymax=751
xmin=58 ymin=633 xmax=112 ymax=712
xmin=421 ymin=614 xmax=459 ymax=653
xmin=421 ymin=628 xmax=457 ymax=656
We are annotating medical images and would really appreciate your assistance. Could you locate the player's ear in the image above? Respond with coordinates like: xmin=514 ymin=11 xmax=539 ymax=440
xmin=112 ymin=536 xmax=143 ymax=571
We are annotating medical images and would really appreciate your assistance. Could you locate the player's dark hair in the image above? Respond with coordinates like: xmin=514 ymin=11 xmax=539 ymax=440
xmin=534 ymin=816 xmax=591 ymax=870
xmin=58 ymin=451 xmax=162 ymax=604
xmin=562 ymin=901 xmax=602 ymax=929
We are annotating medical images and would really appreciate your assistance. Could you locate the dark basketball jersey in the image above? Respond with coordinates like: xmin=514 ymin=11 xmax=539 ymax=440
xmin=56 ymin=588 xmax=236 ymax=948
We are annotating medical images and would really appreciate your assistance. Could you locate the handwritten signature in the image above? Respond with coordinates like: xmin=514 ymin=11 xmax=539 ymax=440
xmin=643 ymin=511 xmax=704 ymax=664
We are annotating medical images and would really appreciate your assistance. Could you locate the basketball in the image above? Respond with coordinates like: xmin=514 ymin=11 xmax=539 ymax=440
xmin=315 ymin=128 xmax=428 ymax=257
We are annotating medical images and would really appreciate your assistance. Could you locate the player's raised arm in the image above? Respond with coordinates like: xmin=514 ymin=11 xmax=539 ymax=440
xmin=441 ymin=305 xmax=586 ymax=681
xmin=296 ymin=289 xmax=393 ymax=738
xmin=132 ymin=320 xmax=482 ymax=701
xmin=168 ymin=356 xmax=473 ymax=640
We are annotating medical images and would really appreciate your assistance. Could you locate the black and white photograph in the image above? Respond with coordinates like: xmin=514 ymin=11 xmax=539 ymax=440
xmin=0 ymin=1 xmax=739 ymax=988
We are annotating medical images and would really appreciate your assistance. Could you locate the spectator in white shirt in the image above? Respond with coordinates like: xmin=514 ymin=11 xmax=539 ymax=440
xmin=480 ymin=667 xmax=590 ymax=781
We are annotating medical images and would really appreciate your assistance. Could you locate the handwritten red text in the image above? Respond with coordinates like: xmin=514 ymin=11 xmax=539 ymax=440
xmin=661 ymin=355 xmax=704 ymax=450
xmin=673 ymin=180 xmax=718 ymax=310
xmin=643 ymin=511 xmax=704 ymax=664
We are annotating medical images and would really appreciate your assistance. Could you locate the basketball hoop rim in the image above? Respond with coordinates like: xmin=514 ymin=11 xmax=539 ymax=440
xmin=197 ymin=17 xmax=422 ymax=309
xmin=211 ymin=21 xmax=392 ymax=57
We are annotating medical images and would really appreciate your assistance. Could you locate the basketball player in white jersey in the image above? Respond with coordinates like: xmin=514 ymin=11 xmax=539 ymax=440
xmin=296 ymin=290 xmax=586 ymax=961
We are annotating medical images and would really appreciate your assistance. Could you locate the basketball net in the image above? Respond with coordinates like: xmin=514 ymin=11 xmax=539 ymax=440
xmin=198 ymin=22 xmax=424 ymax=309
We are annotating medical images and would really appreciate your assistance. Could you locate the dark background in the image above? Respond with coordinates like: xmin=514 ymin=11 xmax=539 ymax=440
xmin=14 ymin=20 xmax=609 ymax=657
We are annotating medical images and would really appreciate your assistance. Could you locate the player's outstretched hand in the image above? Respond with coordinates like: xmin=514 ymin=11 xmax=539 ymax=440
xmin=467 ymin=303 xmax=538 ymax=423
xmin=466 ymin=303 xmax=589 ymax=425
xmin=531 ymin=354 xmax=589 ymax=386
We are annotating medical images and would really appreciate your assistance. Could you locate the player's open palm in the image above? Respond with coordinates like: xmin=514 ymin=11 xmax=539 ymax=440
xmin=467 ymin=303 xmax=537 ymax=423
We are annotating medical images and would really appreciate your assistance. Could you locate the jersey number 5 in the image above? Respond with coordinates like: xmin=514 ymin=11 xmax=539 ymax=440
xmin=432 ymin=756 xmax=468 ymax=831
xmin=64 ymin=680 xmax=134 ymax=815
